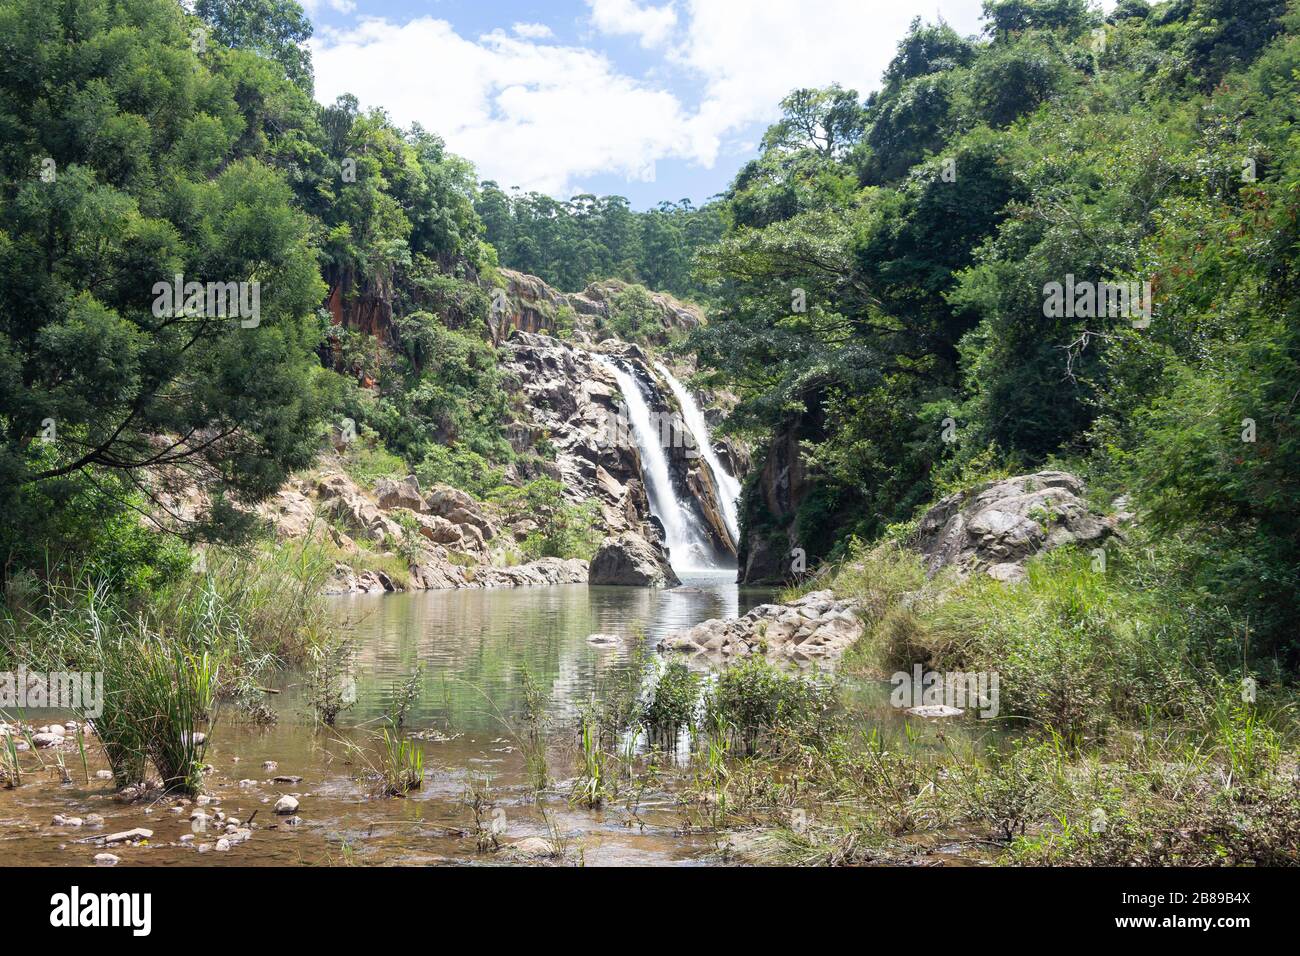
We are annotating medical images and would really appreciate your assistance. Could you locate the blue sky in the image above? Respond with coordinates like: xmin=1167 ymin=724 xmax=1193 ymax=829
xmin=302 ymin=1 xmax=1087 ymax=209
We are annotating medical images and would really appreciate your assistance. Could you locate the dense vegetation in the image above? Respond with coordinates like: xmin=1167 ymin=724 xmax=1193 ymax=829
xmin=475 ymin=185 xmax=723 ymax=299
xmin=690 ymin=0 xmax=1300 ymax=667
xmin=1 ymin=0 xmax=1297 ymax=866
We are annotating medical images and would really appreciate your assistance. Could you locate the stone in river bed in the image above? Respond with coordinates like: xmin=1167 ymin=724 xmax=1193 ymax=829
xmin=273 ymin=774 xmax=303 ymax=784
xmin=273 ymin=795 xmax=299 ymax=815
xmin=906 ymin=704 xmax=964 ymax=718
xmin=94 ymin=770 xmax=113 ymax=780
xmin=586 ymin=633 xmax=620 ymax=646
xmin=31 ymin=732 xmax=63 ymax=748
xmin=505 ymin=837 xmax=556 ymax=859
xmin=93 ymin=853 xmax=120 ymax=867
xmin=103 ymin=827 xmax=153 ymax=844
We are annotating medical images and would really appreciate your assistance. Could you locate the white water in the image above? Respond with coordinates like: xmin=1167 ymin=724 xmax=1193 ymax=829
xmin=655 ymin=362 xmax=742 ymax=548
xmin=596 ymin=356 xmax=723 ymax=573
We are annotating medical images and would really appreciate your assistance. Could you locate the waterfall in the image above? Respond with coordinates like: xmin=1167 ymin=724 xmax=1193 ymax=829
xmin=596 ymin=356 xmax=723 ymax=573
xmin=655 ymin=362 xmax=742 ymax=547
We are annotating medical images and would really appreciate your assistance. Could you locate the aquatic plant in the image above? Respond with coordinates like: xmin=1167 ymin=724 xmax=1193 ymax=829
xmin=703 ymin=657 xmax=839 ymax=756
xmin=642 ymin=661 xmax=703 ymax=746
xmin=572 ymin=708 xmax=608 ymax=809
xmin=377 ymin=727 xmax=424 ymax=796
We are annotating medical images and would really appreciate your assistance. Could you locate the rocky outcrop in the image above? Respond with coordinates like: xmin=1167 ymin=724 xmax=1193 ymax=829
xmin=589 ymin=533 xmax=681 ymax=587
xmin=501 ymin=333 xmax=656 ymax=540
xmin=738 ymin=416 xmax=815 ymax=584
xmin=374 ymin=476 xmax=423 ymax=512
xmin=488 ymin=269 xmax=571 ymax=343
xmin=914 ymin=471 xmax=1114 ymax=583
xmin=566 ymin=280 xmax=704 ymax=343
xmin=488 ymin=270 xmax=706 ymax=347
xmin=262 ymin=465 xmax=588 ymax=594
xmin=658 ymin=590 xmax=863 ymax=665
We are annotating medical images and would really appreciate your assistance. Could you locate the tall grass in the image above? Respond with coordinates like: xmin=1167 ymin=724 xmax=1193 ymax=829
xmin=0 ymin=543 xmax=333 ymax=792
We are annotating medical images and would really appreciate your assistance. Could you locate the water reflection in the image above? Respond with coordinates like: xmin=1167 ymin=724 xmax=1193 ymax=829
xmin=314 ymin=573 xmax=773 ymax=734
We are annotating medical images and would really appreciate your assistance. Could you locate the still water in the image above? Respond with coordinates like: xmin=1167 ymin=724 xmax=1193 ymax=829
xmin=0 ymin=576 xmax=998 ymax=866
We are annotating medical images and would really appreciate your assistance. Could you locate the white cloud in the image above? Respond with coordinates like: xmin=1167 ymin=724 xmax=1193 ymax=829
xmin=672 ymin=0 xmax=986 ymax=166
xmin=586 ymin=0 xmax=679 ymax=49
xmin=300 ymin=0 xmax=356 ymax=15
xmin=309 ymin=2 xmax=996 ymax=198
xmin=512 ymin=22 xmax=555 ymax=40
xmin=311 ymin=18 xmax=697 ymax=196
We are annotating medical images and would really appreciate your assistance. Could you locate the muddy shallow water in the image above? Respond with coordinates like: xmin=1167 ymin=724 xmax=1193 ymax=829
xmin=1 ymin=574 xmax=1000 ymax=866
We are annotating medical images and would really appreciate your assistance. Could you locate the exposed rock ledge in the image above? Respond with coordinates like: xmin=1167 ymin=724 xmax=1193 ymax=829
xmin=259 ymin=465 xmax=588 ymax=595
xmin=324 ymin=556 xmax=588 ymax=595
xmin=658 ymin=590 xmax=863 ymax=666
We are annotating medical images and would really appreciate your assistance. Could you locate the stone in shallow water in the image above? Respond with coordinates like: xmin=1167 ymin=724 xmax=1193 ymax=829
xmin=103 ymin=827 xmax=153 ymax=844
xmin=586 ymin=633 xmax=620 ymax=646
xmin=94 ymin=853 xmax=120 ymax=867
xmin=273 ymin=795 xmax=299 ymax=815
xmin=906 ymin=704 xmax=964 ymax=718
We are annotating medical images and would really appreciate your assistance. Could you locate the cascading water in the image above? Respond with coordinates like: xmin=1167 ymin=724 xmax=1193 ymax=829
xmin=654 ymin=362 xmax=742 ymax=548
xmin=596 ymin=356 xmax=723 ymax=573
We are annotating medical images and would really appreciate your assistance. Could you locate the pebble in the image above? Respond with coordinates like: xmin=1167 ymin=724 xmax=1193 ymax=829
xmin=262 ymin=761 xmax=277 ymax=771
xmin=93 ymin=853 xmax=120 ymax=867
xmin=85 ymin=814 xmax=104 ymax=827
xmin=95 ymin=770 xmax=113 ymax=780
xmin=215 ymin=839 xmax=231 ymax=852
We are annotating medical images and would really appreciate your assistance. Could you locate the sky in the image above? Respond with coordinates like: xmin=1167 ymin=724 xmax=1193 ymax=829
xmin=302 ymin=1 xmax=1091 ymax=209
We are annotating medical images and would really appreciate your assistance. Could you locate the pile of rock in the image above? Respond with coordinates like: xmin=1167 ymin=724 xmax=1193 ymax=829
xmin=658 ymin=590 xmax=863 ymax=665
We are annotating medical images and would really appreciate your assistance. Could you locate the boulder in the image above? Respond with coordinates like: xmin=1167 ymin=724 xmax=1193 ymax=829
xmin=316 ymin=473 xmax=402 ymax=542
xmin=374 ymin=475 xmax=423 ymax=512
xmin=258 ymin=489 xmax=319 ymax=540
xmin=274 ymin=795 xmax=299 ymax=815
xmin=915 ymin=471 xmax=1113 ymax=583
xmin=425 ymin=484 xmax=496 ymax=540
xmin=589 ymin=533 xmax=681 ymax=588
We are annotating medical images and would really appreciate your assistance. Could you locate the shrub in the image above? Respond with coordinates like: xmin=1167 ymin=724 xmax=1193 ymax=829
xmin=643 ymin=661 xmax=703 ymax=744
xmin=704 ymin=657 xmax=839 ymax=755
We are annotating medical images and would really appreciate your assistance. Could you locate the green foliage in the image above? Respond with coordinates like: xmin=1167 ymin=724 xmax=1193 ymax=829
xmin=476 ymin=186 xmax=723 ymax=299
xmin=704 ymin=658 xmax=839 ymax=755
xmin=643 ymin=662 xmax=704 ymax=742
xmin=695 ymin=2 xmax=1300 ymax=664
xmin=488 ymin=478 xmax=601 ymax=561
